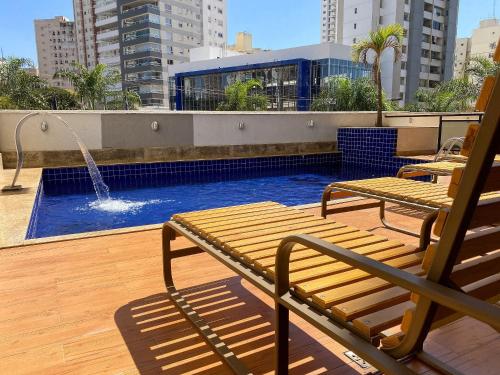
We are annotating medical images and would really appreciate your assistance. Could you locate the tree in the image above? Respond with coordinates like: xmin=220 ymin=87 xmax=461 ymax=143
xmin=217 ymin=79 xmax=268 ymax=111
xmin=407 ymin=78 xmax=477 ymax=112
xmin=0 ymin=96 xmax=17 ymax=109
xmin=106 ymin=90 xmax=142 ymax=110
xmin=352 ymin=24 xmax=404 ymax=126
xmin=465 ymin=55 xmax=500 ymax=87
xmin=0 ymin=57 xmax=48 ymax=109
xmin=311 ymin=76 xmax=393 ymax=112
xmin=55 ymin=63 xmax=121 ymax=109
xmin=40 ymin=87 xmax=80 ymax=110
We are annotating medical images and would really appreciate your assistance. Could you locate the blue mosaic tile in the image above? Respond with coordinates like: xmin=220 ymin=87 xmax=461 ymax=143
xmin=42 ymin=153 xmax=343 ymax=190
xmin=337 ymin=128 xmax=430 ymax=176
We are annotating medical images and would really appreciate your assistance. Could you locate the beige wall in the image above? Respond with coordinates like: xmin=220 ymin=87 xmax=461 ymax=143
xmin=397 ymin=127 xmax=438 ymax=155
xmin=192 ymin=112 xmax=378 ymax=146
xmin=0 ymin=111 xmax=103 ymax=151
xmin=101 ymin=113 xmax=194 ymax=148
xmin=1 ymin=110 xmax=465 ymax=160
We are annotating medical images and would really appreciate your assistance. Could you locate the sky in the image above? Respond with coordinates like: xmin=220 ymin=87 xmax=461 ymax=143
xmin=0 ymin=0 xmax=499 ymax=66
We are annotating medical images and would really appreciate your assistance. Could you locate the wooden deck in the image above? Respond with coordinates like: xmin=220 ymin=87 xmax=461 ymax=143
xmin=0 ymin=202 xmax=498 ymax=374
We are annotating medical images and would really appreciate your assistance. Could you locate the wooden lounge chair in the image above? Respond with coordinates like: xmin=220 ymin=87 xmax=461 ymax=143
xmin=397 ymin=62 xmax=500 ymax=180
xmin=322 ymin=72 xmax=500 ymax=243
xmin=321 ymin=173 xmax=500 ymax=249
xmin=275 ymin=66 xmax=500 ymax=374
xmin=161 ymin=63 xmax=500 ymax=374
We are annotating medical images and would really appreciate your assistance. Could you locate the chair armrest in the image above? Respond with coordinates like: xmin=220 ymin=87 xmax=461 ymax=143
xmin=275 ymin=234 xmax=500 ymax=330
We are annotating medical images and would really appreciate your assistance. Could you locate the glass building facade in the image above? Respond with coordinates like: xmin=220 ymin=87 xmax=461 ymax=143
xmin=169 ymin=58 xmax=371 ymax=111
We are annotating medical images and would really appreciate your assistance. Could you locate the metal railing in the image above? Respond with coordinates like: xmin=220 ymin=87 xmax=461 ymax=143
xmin=384 ymin=112 xmax=484 ymax=150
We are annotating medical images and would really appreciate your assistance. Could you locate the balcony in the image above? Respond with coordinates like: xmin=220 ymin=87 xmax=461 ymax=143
xmin=97 ymin=42 xmax=120 ymax=53
xmin=95 ymin=0 xmax=117 ymax=14
xmin=99 ymin=55 xmax=120 ymax=65
xmin=97 ymin=29 xmax=119 ymax=41
xmin=121 ymin=4 xmax=160 ymax=19
xmin=95 ymin=15 xmax=118 ymax=28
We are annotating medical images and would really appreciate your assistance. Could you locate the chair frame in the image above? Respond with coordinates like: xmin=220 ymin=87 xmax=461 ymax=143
xmin=321 ymin=185 xmax=439 ymax=250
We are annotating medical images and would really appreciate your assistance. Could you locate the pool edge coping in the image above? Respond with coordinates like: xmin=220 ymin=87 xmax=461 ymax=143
xmin=0 ymin=197 xmax=364 ymax=250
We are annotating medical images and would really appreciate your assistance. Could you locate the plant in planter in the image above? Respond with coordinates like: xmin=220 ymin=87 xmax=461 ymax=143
xmin=352 ymin=24 xmax=404 ymax=127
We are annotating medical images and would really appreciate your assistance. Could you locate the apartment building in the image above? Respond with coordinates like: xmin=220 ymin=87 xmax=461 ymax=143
xmin=74 ymin=0 xmax=227 ymax=106
xmin=34 ymin=16 xmax=78 ymax=89
xmin=454 ymin=19 xmax=500 ymax=78
xmin=321 ymin=0 xmax=339 ymax=42
xmin=73 ymin=0 xmax=98 ymax=68
xmin=329 ymin=0 xmax=458 ymax=104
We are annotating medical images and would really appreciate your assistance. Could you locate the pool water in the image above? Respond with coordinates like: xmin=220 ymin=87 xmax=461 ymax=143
xmin=28 ymin=163 xmax=395 ymax=239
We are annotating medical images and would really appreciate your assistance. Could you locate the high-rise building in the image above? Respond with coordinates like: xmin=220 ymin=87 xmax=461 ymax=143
xmin=321 ymin=0 xmax=339 ymax=42
xmin=73 ymin=0 xmax=98 ymax=68
xmin=73 ymin=0 xmax=227 ymax=107
xmin=331 ymin=0 xmax=459 ymax=104
xmin=34 ymin=16 xmax=78 ymax=89
xmin=454 ymin=19 xmax=500 ymax=78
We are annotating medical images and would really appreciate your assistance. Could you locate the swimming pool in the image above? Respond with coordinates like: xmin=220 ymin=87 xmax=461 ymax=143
xmin=27 ymin=154 xmax=399 ymax=239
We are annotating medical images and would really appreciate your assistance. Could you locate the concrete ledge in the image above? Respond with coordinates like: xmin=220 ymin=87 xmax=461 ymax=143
xmin=1 ymin=142 xmax=337 ymax=168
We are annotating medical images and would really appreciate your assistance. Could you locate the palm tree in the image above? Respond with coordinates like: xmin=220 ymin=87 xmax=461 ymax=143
xmin=352 ymin=24 xmax=404 ymax=127
xmin=55 ymin=63 xmax=120 ymax=109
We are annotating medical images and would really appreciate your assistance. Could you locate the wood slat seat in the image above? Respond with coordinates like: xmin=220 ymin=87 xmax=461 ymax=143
xmin=330 ymin=177 xmax=453 ymax=207
xmin=397 ymin=161 xmax=464 ymax=176
xmin=172 ymin=202 xmax=427 ymax=343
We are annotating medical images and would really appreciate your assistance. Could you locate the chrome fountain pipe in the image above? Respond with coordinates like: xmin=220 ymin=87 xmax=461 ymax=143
xmin=2 ymin=112 xmax=110 ymax=202
xmin=2 ymin=112 xmax=41 ymax=191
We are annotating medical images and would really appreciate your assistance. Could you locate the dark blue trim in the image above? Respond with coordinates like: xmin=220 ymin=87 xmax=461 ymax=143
xmin=174 ymin=58 xmax=310 ymax=78
xmin=175 ymin=75 xmax=183 ymax=110
xmin=297 ymin=60 xmax=311 ymax=111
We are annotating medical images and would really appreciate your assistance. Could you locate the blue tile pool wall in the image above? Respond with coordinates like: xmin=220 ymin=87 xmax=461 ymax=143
xmin=338 ymin=128 xmax=429 ymax=170
xmin=42 ymin=153 xmax=342 ymax=194
xmin=26 ymin=178 xmax=44 ymax=239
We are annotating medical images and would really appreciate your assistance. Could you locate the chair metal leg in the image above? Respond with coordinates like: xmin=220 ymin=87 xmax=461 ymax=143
xmin=275 ymin=302 xmax=290 ymax=375
xmin=321 ymin=186 xmax=333 ymax=218
xmin=161 ymin=223 xmax=251 ymax=374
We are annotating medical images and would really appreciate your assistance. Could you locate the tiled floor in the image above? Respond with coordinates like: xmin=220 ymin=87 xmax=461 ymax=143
xmin=0 ymin=201 xmax=497 ymax=374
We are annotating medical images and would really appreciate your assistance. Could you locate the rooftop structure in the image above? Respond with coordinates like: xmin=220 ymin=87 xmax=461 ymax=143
xmin=168 ymin=42 xmax=371 ymax=111
xmin=34 ymin=16 xmax=77 ymax=89
xmin=227 ymin=32 xmax=265 ymax=54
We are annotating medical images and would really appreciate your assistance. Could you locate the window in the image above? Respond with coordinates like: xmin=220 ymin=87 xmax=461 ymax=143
xmin=353 ymin=23 xmax=357 ymax=29
xmin=354 ymin=7 xmax=357 ymax=14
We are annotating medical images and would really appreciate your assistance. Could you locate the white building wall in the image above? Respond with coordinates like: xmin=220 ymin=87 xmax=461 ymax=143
xmin=470 ymin=19 xmax=500 ymax=58
xmin=201 ymin=0 xmax=227 ymax=48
